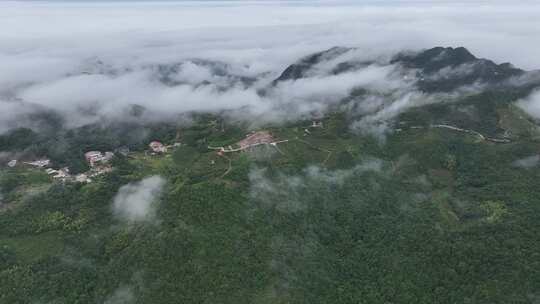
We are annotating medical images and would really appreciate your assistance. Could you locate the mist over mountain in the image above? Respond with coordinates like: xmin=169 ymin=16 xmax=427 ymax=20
xmin=2 ymin=45 xmax=539 ymax=140
xmin=2 ymin=1 xmax=540 ymax=304
xmin=2 ymin=0 xmax=540 ymax=134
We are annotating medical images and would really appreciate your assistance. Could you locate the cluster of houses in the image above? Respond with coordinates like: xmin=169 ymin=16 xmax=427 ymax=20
xmin=208 ymin=131 xmax=289 ymax=155
xmin=45 ymin=167 xmax=70 ymax=180
xmin=6 ymin=157 xmax=72 ymax=182
xmin=3 ymin=140 xmax=180 ymax=183
xmin=24 ymin=159 xmax=51 ymax=167
xmin=3 ymin=150 xmax=116 ymax=184
xmin=147 ymin=141 xmax=181 ymax=155
xmin=6 ymin=159 xmax=51 ymax=169
xmin=77 ymin=150 xmax=116 ymax=182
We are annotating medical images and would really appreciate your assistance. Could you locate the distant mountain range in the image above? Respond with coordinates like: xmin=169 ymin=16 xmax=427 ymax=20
xmin=274 ymin=46 xmax=537 ymax=92
xmin=4 ymin=46 xmax=540 ymax=145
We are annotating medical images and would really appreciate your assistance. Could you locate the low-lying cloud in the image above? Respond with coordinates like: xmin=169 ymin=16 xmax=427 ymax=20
xmin=517 ymin=90 xmax=540 ymax=120
xmin=112 ymin=176 xmax=166 ymax=222
xmin=249 ymin=160 xmax=383 ymax=213
xmin=512 ymin=155 xmax=540 ymax=169
xmin=1 ymin=0 xmax=540 ymax=134
xmin=104 ymin=286 xmax=134 ymax=304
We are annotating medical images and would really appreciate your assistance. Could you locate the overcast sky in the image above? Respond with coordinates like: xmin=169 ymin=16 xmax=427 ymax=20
xmin=1 ymin=0 xmax=539 ymax=132
xmin=2 ymin=0 xmax=540 ymax=69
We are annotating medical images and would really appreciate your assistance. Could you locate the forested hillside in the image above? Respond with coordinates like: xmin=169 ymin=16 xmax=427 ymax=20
xmin=1 ymin=47 xmax=540 ymax=303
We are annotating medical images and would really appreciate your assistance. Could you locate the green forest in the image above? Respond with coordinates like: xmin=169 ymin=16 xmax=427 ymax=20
xmin=1 ymin=92 xmax=540 ymax=304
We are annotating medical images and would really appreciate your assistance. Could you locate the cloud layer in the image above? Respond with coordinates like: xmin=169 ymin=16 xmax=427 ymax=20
xmin=1 ymin=0 xmax=539 ymax=133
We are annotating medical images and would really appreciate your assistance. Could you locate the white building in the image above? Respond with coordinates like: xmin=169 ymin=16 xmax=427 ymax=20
xmin=75 ymin=173 xmax=92 ymax=183
xmin=311 ymin=121 xmax=323 ymax=128
xmin=53 ymin=168 xmax=69 ymax=179
xmin=46 ymin=167 xmax=70 ymax=180
xmin=149 ymin=141 xmax=167 ymax=153
xmin=45 ymin=168 xmax=56 ymax=175
xmin=85 ymin=151 xmax=114 ymax=167
xmin=24 ymin=159 xmax=50 ymax=168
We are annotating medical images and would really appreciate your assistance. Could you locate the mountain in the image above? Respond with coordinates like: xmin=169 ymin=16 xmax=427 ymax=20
xmin=392 ymin=46 xmax=525 ymax=92
xmin=271 ymin=46 xmax=540 ymax=139
xmin=273 ymin=46 xmax=352 ymax=83
xmin=274 ymin=46 xmax=532 ymax=92
xmin=2 ymin=47 xmax=540 ymax=304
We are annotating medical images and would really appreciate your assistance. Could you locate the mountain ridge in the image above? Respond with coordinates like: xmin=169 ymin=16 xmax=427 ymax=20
xmin=273 ymin=46 xmax=532 ymax=93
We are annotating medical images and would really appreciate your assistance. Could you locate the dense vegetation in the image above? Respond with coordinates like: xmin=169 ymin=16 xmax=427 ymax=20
xmin=2 ymin=47 xmax=540 ymax=303
xmin=1 ymin=98 xmax=540 ymax=303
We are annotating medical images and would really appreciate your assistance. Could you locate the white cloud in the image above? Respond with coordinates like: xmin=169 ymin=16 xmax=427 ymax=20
xmin=517 ymin=90 xmax=540 ymax=120
xmin=104 ymin=286 xmax=134 ymax=304
xmin=512 ymin=155 xmax=540 ymax=168
xmin=169 ymin=62 xmax=215 ymax=85
xmin=248 ymin=160 xmax=383 ymax=212
xmin=272 ymin=64 xmax=405 ymax=102
xmin=112 ymin=175 xmax=166 ymax=222
xmin=0 ymin=0 xmax=539 ymax=133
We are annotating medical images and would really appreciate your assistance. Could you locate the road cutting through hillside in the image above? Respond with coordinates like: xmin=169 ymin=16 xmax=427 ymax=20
xmin=405 ymin=124 xmax=511 ymax=143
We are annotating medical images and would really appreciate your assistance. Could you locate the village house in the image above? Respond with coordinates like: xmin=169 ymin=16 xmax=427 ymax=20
xmin=89 ymin=166 xmax=112 ymax=177
xmin=149 ymin=141 xmax=167 ymax=153
xmin=208 ymin=130 xmax=288 ymax=154
xmin=75 ymin=173 xmax=92 ymax=183
xmin=54 ymin=168 xmax=70 ymax=179
xmin=237 ymin=131 xmax=275 ymax=150
xmin=85 ymin=151 xmax=102 ymax=166
xmin=46 ymin=167 xmax=70 ymax=180
xmin=311 ymin=121 xmax=323 ymax=128
xmin=24 ymin=159 xmax=50 ymax=168
xmin=85 ymin=151 xmax=114 ymax=167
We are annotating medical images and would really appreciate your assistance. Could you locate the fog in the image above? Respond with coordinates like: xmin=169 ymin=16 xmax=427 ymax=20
xmin=248 ymin=160 xmax=383 ymax=213
xmin=112 ymin=175 xmax=166 ymax=222
xmin=104 ymin=286 xmax=134 ymax=304
xmin=512 ymin=154 xmax=540 ymax=169
xmin=517 ymin=90 xmax=540 ymax=120
xmin=1 ymin=0 xmax=540 ymax=133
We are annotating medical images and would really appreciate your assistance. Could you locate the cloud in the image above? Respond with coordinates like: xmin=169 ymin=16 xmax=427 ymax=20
xmin=351 ymin=92 xmax=424 ymax=137
xmin=104 ymin=286 xmax=134 ymax=304
xmin=512 ymin=155 xmax=540 ymax=168
xmin=272 ymin=64 xmax=407 ymax=103
xmin=249 ymin=167 xmax=306 ymax=213
xmin=112 ymin=176 xmax=166 ymax=222
xmin=1 ymin=0 xmax=539 ymax=134
xmin=248 ymin=160 xmax=382 ymax=213
xmin=304 ymin=160 xmax=383 ymax=184
xmin=517 ymin=90 xmax=540 ymax=120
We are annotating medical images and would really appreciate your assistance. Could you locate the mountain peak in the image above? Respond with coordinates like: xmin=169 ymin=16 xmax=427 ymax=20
xmin=390 ymin=46 xmax=524 ymax=92
xmin=273 ymin=46 xmax=352 ymax=83
xmin=392 ymin=46 xmax=477 ymax=72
